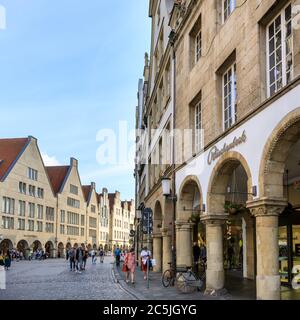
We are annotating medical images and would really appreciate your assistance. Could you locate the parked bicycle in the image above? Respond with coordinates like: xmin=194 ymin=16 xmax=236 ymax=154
xmin=162 ymin=262 xmax=205 ymax=293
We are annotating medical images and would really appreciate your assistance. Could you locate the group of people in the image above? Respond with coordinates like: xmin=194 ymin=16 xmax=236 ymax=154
xmin=0 ymin=250 xmax=11 ymax=270
xmin=114 ymin=246 xmax=152 ymax=284
xmin=67 ymin=245 xmax=105 ymax=274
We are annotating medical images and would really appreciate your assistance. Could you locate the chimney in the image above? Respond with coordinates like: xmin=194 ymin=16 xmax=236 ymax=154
xmin=91 ymin=182 xmax=96 ymax=189
xmin=70 ymin=158 xmax=78 ymax=167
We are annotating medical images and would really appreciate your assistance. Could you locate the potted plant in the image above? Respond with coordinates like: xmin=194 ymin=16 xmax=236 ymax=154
xmin=188 ymin=212 xmax=200 ymax=223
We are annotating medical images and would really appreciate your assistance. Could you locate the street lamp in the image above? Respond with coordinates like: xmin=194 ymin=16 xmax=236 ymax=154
xmin=162 ymin=176 xmax=177 ymax=277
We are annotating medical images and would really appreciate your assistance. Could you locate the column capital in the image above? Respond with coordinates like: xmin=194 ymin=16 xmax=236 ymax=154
xmin=247 ymin=198 xmax=287 ymax=218
xmin=175 ymin=220 xmax=194 ymax=230
xmin=200 ymin=214 xmax=229 ymax=225
xmin=152 ymin=233 xmax=162 ymax=239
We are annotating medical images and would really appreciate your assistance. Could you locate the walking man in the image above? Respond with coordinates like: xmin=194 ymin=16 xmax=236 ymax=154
xmin=68 ymin=246 xmax=76 ymax=272
xmin=114 ymin=246 xmax=121 ymax=267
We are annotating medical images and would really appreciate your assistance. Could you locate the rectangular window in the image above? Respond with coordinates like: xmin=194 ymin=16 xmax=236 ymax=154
xmin=91 ymin=205 xmax=96 ymax=213
xmin=18 ymin=218 xmax=25 ymax=230
xmin=60 ymin=224 xmax=65 ymax=234
xmin=29 ymin=203 xmax=35 ymax=218
xmin=67 ymin=211 xmax=79 ymax=225
xmin=81 ymin=215 xmax=85 ymax=226
xmin=61 ymin=210 xmax=65 ymax=223
xmin=89 ymin=217 xmax=97 ymax=228
xmin=19 ymin=182 xmax=26 ymax=194
xmin=18 ymin=201 xmax=26 ymax=217
xmin=67 ymin=226 xmax=79 ymax=236
xmin=46 ymin=207 xmax=54 ymax=221
xmin=70 ymin=184 xmax=78 ymax=195
xmin=37 ymin=221 xmax=43 ymax=232
xmin=223 ymin=63 xmax=237 ymax=130
xmin=195 ymin=30 xmax=202 ymax=63
xmin=67 ymin=197 xmax=80 ymax=209
xmin=267 ymin=3 xmax=293 ymax=97
xmin=37 ymin=205 xmax=43 ymax=220
xmin=223 ymin=0 xmax=236 ymax=23
xmin=28 ymin=168 xmax=38 ymax=181
xmin=2 ymin=216 xmax=14 ymax=229
xmin=195 ymin=101 xmax=202 ymax=153
xmin=37 ymin=188 xmax=44 ymax=199
xmin=29 ymin=185 xmax=36 ymax=197
xmin=81 ymin=228 xmax=84 ymax=236
xmin=28 ymin=220 xmax=34 ymax=231
xmin=2 ymin=197 xmax=15 ymax=215
xmin=45 ymin=223 xmax=54 ymax=233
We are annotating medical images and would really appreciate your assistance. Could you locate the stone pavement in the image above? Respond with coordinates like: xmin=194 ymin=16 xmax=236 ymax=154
xmin=0 ymin=256 xmax=134 ymax=300
xmin=113 ymin=263 xmax=258 ymax=300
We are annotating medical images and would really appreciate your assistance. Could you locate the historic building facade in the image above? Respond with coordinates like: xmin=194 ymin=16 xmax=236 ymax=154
xmin=136 ymin=0 xmax=300 ymax=299
xmin=0 ymin=137 xmax=134 ymax=257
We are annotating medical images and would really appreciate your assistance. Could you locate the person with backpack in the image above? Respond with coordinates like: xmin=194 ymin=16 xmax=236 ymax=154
xmin=68 ymin=247 xmax=76 ymax=272
xmin=75 ymin=244 xmax=84 ymax=273
xmin=99 ymin=248 xmax=104 ymax=263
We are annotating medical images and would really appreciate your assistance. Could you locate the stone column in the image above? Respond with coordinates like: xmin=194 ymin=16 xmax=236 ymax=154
xmin=201 ymin=214 xmax=228 ymax=295
xmin=175 ymin=221 xmax=194 ymax=268
xmin=248 ymin=198 xmax=287 ymax=300
xmin=243 ymin=216 xmax=255 ymax=280
xmin=161 ymin=228 xmax=172 ymax=272
xmin=152 ymin=234 xmax=162 ymax=272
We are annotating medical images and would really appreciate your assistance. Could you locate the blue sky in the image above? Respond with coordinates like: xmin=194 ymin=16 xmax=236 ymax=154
xmin=0 ymin=1 xmax=150 ymax=200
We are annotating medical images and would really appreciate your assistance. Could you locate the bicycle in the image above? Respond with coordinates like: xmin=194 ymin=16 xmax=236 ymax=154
xmin=162 ymin=262 xmax=205 ymax=293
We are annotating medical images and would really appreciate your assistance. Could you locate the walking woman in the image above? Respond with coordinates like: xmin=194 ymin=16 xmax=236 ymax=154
xmin=124 ymin=248 xmax=136 ymax=284
xmin=4 ymin=250 xmax=11 ymax=271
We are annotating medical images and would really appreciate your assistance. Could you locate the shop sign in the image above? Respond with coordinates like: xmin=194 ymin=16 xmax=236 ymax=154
xmin=207 ymin=130 xmax=247 ymax=165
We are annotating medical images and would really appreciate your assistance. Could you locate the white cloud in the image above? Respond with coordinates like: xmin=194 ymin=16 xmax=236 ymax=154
xmin=41 ymin=152 xmax=61 ymax=166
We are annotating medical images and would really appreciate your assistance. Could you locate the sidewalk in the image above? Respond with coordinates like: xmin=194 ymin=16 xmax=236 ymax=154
xmin=112 ymin=262 xmax=256 ymax=300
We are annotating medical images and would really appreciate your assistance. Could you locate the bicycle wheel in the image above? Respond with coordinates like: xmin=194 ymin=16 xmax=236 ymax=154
xmin=162 ymin=269 xmax=172 ymax=288
xmin=175 ymin=272 xmax=198 ymax=293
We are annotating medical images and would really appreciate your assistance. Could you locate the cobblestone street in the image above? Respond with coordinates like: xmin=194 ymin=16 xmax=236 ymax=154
xmin=0 ymin=257 xmax=132 ymax=300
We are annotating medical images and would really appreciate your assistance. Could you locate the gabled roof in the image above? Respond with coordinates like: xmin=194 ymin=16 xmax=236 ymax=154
xmin=0 ymin=137 xmax=29 ymax=181
xmin=108 ymin=193 xmax=116 ymax=210
xmin=46 ymin=166 xmax=70 ymax=194
xmin=82 ymin=185 xmax=92 ymax=203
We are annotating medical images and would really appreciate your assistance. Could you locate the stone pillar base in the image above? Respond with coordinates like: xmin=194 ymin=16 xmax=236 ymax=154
xmin=256 ymin=275 xmax=281 ymax=300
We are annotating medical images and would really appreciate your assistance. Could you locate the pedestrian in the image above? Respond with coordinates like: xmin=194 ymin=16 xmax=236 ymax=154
xmin=0 ymin=251 xmax=4 ymax=267
xmin=114 ymin=246 xmax=121 ymax=267
xmin=75 ymin=244 xmax=84 ymax=273
xmin=4 ymin=250 xmax=11 ymax=271
xmin=140 ymin=247 xmax=151 ymax=280
xmin=193 ymin=242 xmax=201 ymax=273
xmin=99 ymin=248 xmax=104 ymax=263
xmin=82 ymin=247 xmax=88 ymax=270
xmin=227 ymin=244 xmax=234 ymax=269
xmin=68 ymin=247 xmax=76 ymax=272
xmin=91 ymin=249 xmax=96 ymax=265
xmin=125 ymin=248 xmax=136 ymax=284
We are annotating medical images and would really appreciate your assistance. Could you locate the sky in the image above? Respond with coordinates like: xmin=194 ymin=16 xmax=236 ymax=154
xmin=0 ymin=0 xmax=151 ymax=200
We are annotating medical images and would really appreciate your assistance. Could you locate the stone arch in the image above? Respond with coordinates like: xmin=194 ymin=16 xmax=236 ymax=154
xmin=259 ymin=107 xmax=300 ymax=199
xmin=0 ymin=239 xmax=13 ymax=253
xmin=57 ymin=242 xmax=64 ymax=258
xmin=66 ymin=242 xmax=72 ymax=250
xmin=153 ymin=200 xmax=163 ymax=234
xmin=178 ymin=175 xmax=203 ymax=221
xmin=17 ymin=240 xmax=29 ymax=258
xmin=45 ymin=241 xmax=54 ymax=258
xmin=207 ymin=151 xmax=253 ymax=214
xmin=32 ymin=240 xmax=42 ymax=252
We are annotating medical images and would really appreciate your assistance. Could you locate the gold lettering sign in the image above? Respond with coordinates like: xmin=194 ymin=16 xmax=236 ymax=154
xmin=207 ymin=131 xmax=247 ymax=165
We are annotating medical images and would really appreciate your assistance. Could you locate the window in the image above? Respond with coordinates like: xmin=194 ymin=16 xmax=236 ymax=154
xmin=89 ymin=229 xmax=97 ymax=238
xmin=70 ymin=184 xmax=78 ymax=195
xmin=67 ymin=197 xmax=80 ymax=208
xmin=37 ymin=221 xmax=43 ymax=232
xmin=28 ymin=220 xmax=34 ymax=231
xmin=18 ymin=201 xmax=26 ymax=217
xmin=37 ymin=205 xmax=43 ymax=220
xmin=223 ymin=0 xmax=236 ymax=23
xmin=67 ymin=226 xmax=79 ymax=236
xmin=18 ymin=218 xmax=25 ymax=230
xmin=29 ymin=185 xmax=36 ymax=197
xmin=2 ymin=216 xmax=14 ymax=229
xmin=91 ymin=205 xmax=96 ymax=213
xmin=195 ymin=101 xmax=202 ymax=153
xmin=2 ymin=197 xmax=15 ymax=214
xmin=29 ymin=203 xmax=35 ymax=218
xmin=28 ymin=168 xmax=38 ymax=181
xmin=81 ymin=215 xmax=85 ymax=226
xmin=267 ymin=3 xmax=293 ymax=97
xmin=195 ymin=30 xmax=202 ymax=63
xmin=89 ymin=217 xmax=97 ymax=228
xmin=37 ymin=188 xmax=44 ymax=198
xmin=46 ymin=207 xmax=54 ymax=221
xmin=81 ymin=228 xmax=84 ymax=236
xmin=60 ymin=224 xmax=65 ymax=234
xmin=67 ymin=211 xmax=79 ymax=225
xmin=223 ymin=63 xmax=237 ymax=130
xmin=45 ymin=223 xmax=54 ymax=233
xmin=61 ymin=210 xmax=65 ymax=223
xmin=19 ymin=182 xmax=26 ymax=194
